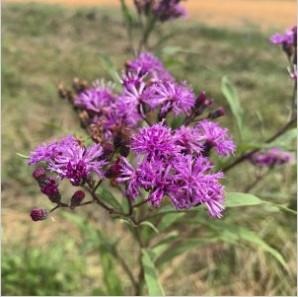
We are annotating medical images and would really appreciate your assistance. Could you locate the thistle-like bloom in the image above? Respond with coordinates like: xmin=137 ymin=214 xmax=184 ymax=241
xmin=29 ymin=136 xmax=106 ymax=185
xmin=169 ymin=155 xmax=225 ymax=218
xmin=174 ymin=126 xmax=203 ymax=155
xmin=196 ymin=120 xmax=236 ymax=156
xmin=143 ymin=81 xmax=195 ymax=116
xmin=116 ymin=157 xmax=140 ymax=199
xmin=126 ymin=52 xmax=173 ymax=81
xmin=153 ymin=0 xmax=187 ymax=22
xmin=75 ymin=85 xmax=116 ymax=113
xmin=131 ymin=123 xmax=178 ymax=159
xmin=250 ymin=148 xmax=294 ymax=168
xmin=270 ymin=27 xmax=297 ymax=46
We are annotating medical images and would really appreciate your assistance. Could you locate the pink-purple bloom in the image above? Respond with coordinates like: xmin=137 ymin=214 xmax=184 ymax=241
xmin=174 ymin=126 xmax=203 ymax=155
xmin=270 ymin=27 xmax=297 ymax=46
xmin=153 ymin=0 xmax=187 ymax=22
xmin=126 ymin=52 xmax=173 ymax=81
xmin=196 ymin=120 xmax=236 ymax=156
xmin=75 ymin=85 xmax=116 ymax=113
xmin=169 ymin=155 xmax=224 ymax=217
xmin=29 ymin=136 xmax=106 ymax=185
xmin=142 ymin=81 xmax=195 ymax=116
xmin=131 ymin=123 xmax=178 ymax=159
xmin=250 ymin=148 xmax=294 ymax=168
xmin=134 ymin=0 xmax=186 ymax=22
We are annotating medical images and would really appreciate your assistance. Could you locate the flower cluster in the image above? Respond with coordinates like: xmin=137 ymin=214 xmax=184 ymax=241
xmin=250 ymin=148 xmax=294 ymax=168
xmin=29 ymin=51 xmax=236 ymax=221
xmin=115 ymin=121 xmax=234 ymax=218
xmin=134 ymin=0 xmax=186 ymax=22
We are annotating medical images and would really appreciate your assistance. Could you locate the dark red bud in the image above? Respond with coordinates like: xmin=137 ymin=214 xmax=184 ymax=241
xmin=70 ymin=190 xmax=85 ymax=209
xmin=32 ymin=167 xmax=46 ymax=182
xmin=30 ymin=208 xmax=48 ymax=222
xmin=208 ymin=107 xmax=225 ymax=119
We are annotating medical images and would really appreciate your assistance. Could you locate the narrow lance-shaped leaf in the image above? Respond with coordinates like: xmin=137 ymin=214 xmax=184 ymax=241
xmin=142 ymin=249 xmax=165 ymax=296
xmin=221 ymin=76 xmax=244 ymax=141
xmin=99 ymin=54 xmax=121 ymax=86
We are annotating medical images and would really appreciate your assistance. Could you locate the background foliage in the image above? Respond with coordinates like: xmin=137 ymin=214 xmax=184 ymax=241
xmin=2 ymin=3 xmax=296 ymax=296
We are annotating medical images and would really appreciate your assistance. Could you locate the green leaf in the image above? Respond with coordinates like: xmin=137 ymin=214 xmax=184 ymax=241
xmin=98 ymin=187 xmax=124 ymax=211
xmin=156 ymin=238 xmax=216 ymax=268
xmin=225 ymin=192 xmax=265 ymax=208
xmin=100 ymin=249 xmax=124 ymax=295
xmin=158 ymin=212 xmax=185 ymax=230
xmin=225 ymin=192 xmax=297 ymax=215
xmin=119 ymin=0 xmax=134 ymax=26
xmin=99 ymin=54 xmax=121 ymax=85
xmin=221 ymin=76 xmax=243 ymax=140
xmin=266 ymin=128 xmax=297 ymax=150
xmin=198 ymin=219 xmax=287 ymax=269
xmin=142 ymin=249 xmax=165 ymax=296
xmin=16 ymin=152 xmax=29 ymax=159
xmin=140 ymin=221 xmax=159 ymax=234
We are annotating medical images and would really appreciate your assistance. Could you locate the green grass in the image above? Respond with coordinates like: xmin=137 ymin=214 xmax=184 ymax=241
xmin=2 ymin=3 xmax=296 ymax=296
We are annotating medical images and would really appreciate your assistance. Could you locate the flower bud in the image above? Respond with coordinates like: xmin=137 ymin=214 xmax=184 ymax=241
xmin=208 ymin=107 xmax=225 ymax=119
xmin=70 ymin=190 xmax=85 ymax=209
xmin=30 ymin=208 xmax=48 ymax=221
xmin=105 ymin=159 xmax=121 ymax=178
xmin=32 ymin=167 xmax=46 ymax=182
xmin=40 ymin=178 xmax=61 ymax=203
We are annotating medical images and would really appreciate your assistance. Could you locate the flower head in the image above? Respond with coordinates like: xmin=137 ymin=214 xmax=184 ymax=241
xmin=126 ymin=52 xmax=173 ymax=81
xmin=270 ymin=27 xmax=297 ymax=46
xmin=142 ymin=81 xmax=195 ymax=116
xmin=131 ymin=123 xmax=178 ymax=159
xmin=174 ymin=126 xmax=203 ymax=155
xmin=29 ymin=136 xmax=106 ymax=185
xmin=196 ymin=120 xmax=236 ymax=157
xmin=153 ymin=0 xmax=187 ymax=22
xmin=75 ymin=85 xmax=116 ymax=113
xmin=250 ymin=148 xmax=294 ymax=168
xmin=169 ymin=155 xmax=224 ymax=217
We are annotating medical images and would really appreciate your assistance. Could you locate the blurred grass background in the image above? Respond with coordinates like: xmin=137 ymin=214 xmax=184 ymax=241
xmin=2 ymin=1 xmax=297 ymax=295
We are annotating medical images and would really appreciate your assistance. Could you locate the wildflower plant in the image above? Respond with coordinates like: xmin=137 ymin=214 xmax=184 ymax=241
xmin=22 ymin=1 xmax=296 ymax=295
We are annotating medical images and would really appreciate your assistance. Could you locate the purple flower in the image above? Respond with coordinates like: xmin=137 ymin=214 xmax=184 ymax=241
xmin=142 ymin=81 xmax=195 ymax=116
xmin=270 ymin=27 xmax=297 ymax=46
xmin=116 ymin=157 xmax=141 ymax=199
xmin=75 ymin=85 xmax=116 ymax=113
xmin=29 ymin=136 xmax=106 ymax=185
xmin=174 ymin=126 xmax=203 ymax=155
xmin=250 ymin=148 xmax=294 ymax=168
xmin=30 ymin=208 xmax=48 ymax=221
xmin=126 ymin=52 xmax=173 ymax=81
xmin=169 ymin=155 xmax=225 ymax=218
xmin=196 ymin=120 xmax=236 ymax=157
xmin=131 ymin=123 xmax=178 ymax=159
xmin=153 ymin=0 xmax=187 ymax=22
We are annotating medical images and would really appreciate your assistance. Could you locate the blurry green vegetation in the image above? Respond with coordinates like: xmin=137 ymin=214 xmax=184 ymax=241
xmin=2 ymin=3 xmax=296 ymax=296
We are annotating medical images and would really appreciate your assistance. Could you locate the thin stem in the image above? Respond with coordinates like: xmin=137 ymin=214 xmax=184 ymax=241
xmin=244 ymin=169 xmax=271 ymax=192
xmin=92 ymin=179 xmax=102 ymax=194
xmin=223 ymin=117 xmax=296 ymax=173
xmin=138 ymin=14 xmax=157 ymax=54
xmin=135 ymin=227 xmax=145 ymax=296
xmin=132 ymin=197 xmax=151 ymax=209
xmin=291 ymin=79 xmax=297 ymax=120
xmin=113 ymin=248 xmax=138 ymax=293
